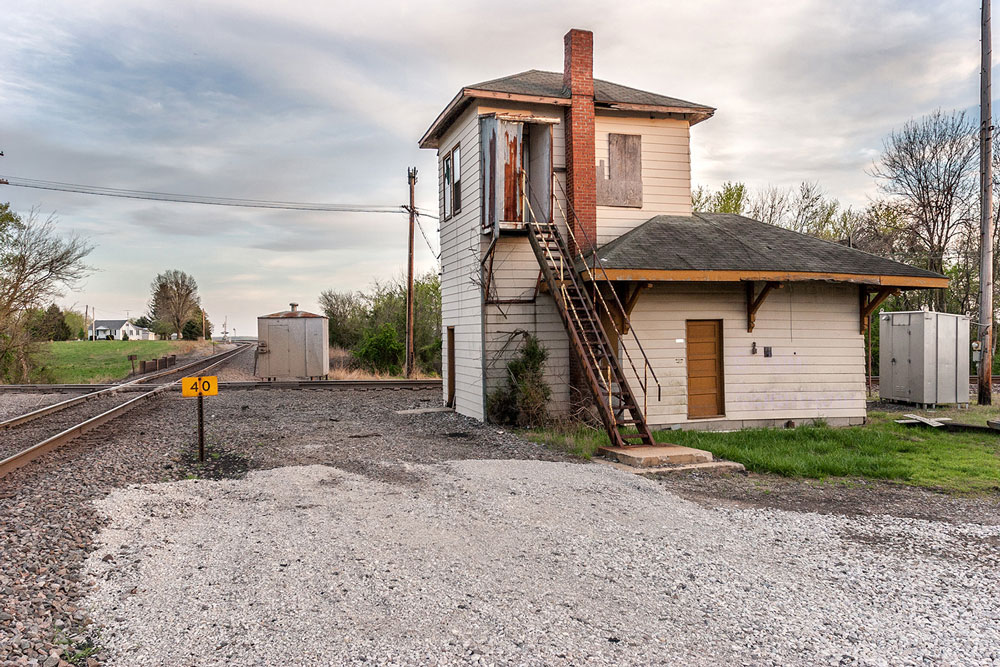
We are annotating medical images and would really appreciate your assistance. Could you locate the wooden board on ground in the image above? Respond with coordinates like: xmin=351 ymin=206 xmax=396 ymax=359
xmin=902 ymin=414 xmax=945 ymax=427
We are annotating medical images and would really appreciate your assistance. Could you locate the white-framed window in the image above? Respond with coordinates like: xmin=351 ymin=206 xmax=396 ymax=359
xmin=442 ymin=143 xmax=461 ymax=220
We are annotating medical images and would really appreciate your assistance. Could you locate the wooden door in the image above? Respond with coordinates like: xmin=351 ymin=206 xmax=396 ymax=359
xmin=686 ymin=320 xmax=725 ymax=418
xmin=446 ymin=326 xmax=456 ymax=408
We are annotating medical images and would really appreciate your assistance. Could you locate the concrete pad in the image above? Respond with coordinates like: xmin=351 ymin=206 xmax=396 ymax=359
xmin=598 ymin=444 xmax=713 ymax=467
xmin=394 ymin=407 xmax=454 ymax=415
xmin=596 ymin=459 xmax=745 ymax=477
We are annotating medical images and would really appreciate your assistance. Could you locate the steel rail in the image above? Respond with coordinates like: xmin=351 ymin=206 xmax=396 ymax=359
xmin=0 ymin=344 xmax=253 ymax=430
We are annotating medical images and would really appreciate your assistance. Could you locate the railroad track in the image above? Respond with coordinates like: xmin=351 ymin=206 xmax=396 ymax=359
xmin=0 ymin=344 xmax=254 ymax=480
xmin=0 ymin=378 xmax=442 ymax=393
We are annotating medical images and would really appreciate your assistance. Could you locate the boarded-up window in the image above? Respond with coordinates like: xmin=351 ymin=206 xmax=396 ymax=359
xmin=597 ymin=133 xmax=642 ymax=208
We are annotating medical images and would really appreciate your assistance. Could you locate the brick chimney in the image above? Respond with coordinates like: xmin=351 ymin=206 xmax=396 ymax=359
xmin=563 ymin=28 xmax=596 ymax=253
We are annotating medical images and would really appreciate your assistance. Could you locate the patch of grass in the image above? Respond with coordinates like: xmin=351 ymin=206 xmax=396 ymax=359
xmin=30 ymin=340 xmax=213 ymax=384
xmin=524 ymin=425 xmax=608 ymax=460
xmin=525 ymin=410 xmax=1000 ymax=495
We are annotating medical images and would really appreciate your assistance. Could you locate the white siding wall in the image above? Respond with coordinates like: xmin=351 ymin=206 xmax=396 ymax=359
xmin=438 ymin=105 xmax=485 ymax=419
xmin=624 ymin=282 xmax=866 ymax=428
xmin=483 ymin=236 xmax=570 ymax=415
xmin=594 ymin=114 xmax=692 ymax=245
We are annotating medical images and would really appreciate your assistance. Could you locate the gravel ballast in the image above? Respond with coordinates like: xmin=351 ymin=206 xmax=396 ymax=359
xmin=84 ymin=461 xmax=1000 ymax=666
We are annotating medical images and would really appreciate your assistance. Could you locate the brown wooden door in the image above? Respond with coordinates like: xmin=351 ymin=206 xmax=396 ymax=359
xmin=686 ymin=320 xmax=725 ymax=418
xmin=446 ymin=326 xmax=456 ymax=408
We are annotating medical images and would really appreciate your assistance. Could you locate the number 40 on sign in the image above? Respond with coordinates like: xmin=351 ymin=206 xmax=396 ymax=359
xmin=182 ymin=375 xmax=218 ymax=397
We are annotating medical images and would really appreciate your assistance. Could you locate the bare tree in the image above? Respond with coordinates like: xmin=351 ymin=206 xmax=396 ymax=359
xmin=749 ymin=185 xmax=790 ymax=226
xmin=871 ymin=109 xmax=978 ymax=309
xmin=149 ymin=270 xmax=200 ymax=337
xmin=0 ymin=203 xmax=93 ymax=381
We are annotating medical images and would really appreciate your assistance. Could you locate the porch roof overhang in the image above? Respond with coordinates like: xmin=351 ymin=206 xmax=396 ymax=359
xmin=584 ymin=268 xmax=948 ymax=289
xmin=579 ymin=213 xmax=949 ymax=291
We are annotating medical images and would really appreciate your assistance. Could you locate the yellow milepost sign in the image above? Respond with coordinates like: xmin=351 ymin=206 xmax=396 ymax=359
xmin=182 ymin=375 xmax=219 ymax=397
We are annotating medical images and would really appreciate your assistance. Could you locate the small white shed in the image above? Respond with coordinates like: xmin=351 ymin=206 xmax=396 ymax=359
xmin=256 ymin=303 xmax=330 ymax=380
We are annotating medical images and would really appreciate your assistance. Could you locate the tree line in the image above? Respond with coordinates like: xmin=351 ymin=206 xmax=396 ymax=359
xmin=319 ymin=272 xmax=441 ymax=375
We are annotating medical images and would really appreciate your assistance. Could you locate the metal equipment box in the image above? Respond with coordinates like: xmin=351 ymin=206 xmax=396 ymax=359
xmin=878 ymin=311 xmax=969 ymax=406
xmin=256 ymin=303 xmax=330 ymax=380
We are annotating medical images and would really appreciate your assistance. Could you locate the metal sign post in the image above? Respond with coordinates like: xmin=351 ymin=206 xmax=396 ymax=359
xmin=182 ymin=376 xmax=219 ymax=463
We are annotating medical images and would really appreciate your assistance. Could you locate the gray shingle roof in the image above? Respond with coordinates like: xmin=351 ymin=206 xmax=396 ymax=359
xmin=592 ymin=213 xmax=946 ymax=281
xmin=94 ymin=319 xmax=128 ymax=329
xmin=468 ymin=69 xmax=713 ymax=112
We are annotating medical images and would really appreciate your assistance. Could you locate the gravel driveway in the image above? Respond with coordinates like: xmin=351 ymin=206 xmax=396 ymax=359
xmin=84 ymin=460 xmax=1000 ymax=666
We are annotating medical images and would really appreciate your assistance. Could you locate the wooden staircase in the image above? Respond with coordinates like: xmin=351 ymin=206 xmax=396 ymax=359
xmin=526 ymin=216 xmax=656 ymax=448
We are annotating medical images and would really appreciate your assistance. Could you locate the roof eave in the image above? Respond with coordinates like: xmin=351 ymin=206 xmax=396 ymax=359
xmin=583 ymin=268 xmax=949 ymax=290
xmin=420 ymin=88 xmax=717 ymax=148
xmin=595 ymin=102 xmax=716 ymax=125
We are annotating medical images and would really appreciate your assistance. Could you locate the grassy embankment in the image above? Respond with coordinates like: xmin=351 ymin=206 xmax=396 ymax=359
xmin=526 ymin=405 xmax=1000 ymax=494
xmin=30 ymin=340 xmax=215 ymax=384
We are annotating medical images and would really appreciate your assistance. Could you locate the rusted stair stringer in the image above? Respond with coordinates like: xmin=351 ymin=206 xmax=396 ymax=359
xmin=525 ymin=215 xmax=655 ymax=448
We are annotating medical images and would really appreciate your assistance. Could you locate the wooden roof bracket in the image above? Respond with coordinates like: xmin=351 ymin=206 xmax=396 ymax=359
xmin=616 ymin=282 xmax=652 ymax=335
xmin=746 ymin=281 xmax=783 ymax=332
xmin=860 ymin=286 xmax=899 ymax=334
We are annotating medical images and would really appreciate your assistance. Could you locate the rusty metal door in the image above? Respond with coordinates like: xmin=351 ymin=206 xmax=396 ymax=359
xmin=480 ymin=116 xmax=524 ymax=231
xmin=686 ymin=320 xmax=725 ymax=418
xmin=480 ymin=115 xmax=498 ymax=235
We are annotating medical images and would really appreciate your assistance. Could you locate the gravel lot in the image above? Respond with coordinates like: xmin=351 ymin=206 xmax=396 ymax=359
xmin=0 ymin=385 xmax=564 ymax=666
xmin=85 ymin=461 xmax=1000 ymax=666
xmin=2 ymin=375 xmax=999 ymax=666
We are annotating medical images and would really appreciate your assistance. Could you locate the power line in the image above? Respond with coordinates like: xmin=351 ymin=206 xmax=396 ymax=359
xmin=0 ymin=174 xmax=436 ymax=216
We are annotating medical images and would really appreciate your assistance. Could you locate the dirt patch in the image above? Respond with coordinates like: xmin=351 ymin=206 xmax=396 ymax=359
xmin=655 ymin=470 xmax=1000 ymax=526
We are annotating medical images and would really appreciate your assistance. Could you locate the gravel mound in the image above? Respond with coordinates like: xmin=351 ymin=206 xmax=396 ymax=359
xmin=84 ymin=461 xmax=1000 ymax=666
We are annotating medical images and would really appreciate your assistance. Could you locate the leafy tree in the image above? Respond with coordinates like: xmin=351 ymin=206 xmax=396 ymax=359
xmin=318 ymin=289 xmax=367 ymax=349
xmin=149 ymin=270 xmax=200 ymax=337
xmin=181 ymin=308 xmax=212 ymax=340
xmin=353 ymin=323 xmax=404 ymax=374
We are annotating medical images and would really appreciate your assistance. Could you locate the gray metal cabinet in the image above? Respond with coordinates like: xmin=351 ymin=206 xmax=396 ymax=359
xmin=878 ymin=311 xmax=969 ymax=405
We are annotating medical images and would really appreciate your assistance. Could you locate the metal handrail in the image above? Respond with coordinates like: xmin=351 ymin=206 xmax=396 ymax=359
xmin=524 ymin=173 xmax=661 ymax=402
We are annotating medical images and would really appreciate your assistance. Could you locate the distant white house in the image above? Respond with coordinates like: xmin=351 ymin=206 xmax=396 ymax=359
xmin=93 ymin=319 xmax=156 ymax=340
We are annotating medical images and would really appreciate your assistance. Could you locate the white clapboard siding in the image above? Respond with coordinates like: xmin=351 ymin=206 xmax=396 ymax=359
xmin=438 ymin=105 xmax=485 ymax=419
xmin=622 ymin=282 xmax=866 ymax=427
xmin=483 ymin=235 xmax=570 ymax=415
xmin=594 ymin=114 xmax=692 ymax=245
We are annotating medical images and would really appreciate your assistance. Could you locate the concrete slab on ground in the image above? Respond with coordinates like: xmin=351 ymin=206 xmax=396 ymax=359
xmin=596 ymin=459 xmax=745 ymax=477
xmin=598 ymin=444 xmax=713 ymax=467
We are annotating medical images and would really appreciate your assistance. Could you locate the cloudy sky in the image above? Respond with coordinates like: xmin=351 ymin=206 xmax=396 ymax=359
xmin=0 ymin=0 xmax=988 ymax=335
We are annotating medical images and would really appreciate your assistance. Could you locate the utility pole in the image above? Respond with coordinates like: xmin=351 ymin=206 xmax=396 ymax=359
xmin=405 ymin=168 xmax=417 ymax=378
xmin=202 ymin=310 xmax=207 ymax=342
xmin=980 ymin=0 xmax=994 ymax=405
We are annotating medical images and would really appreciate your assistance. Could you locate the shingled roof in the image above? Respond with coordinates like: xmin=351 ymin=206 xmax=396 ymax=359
xmin=588 ymin=213 xmax=948 ymax=288
xmin=469 ymin=69 xmax=712 ymax=113
xmin=419 ymin=70 xmax=714 ymax=148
